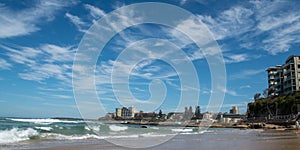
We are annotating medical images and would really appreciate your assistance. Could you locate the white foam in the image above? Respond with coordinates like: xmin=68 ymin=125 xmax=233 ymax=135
xmin=35 ymin=126 xmax=53 ymax=131
xmin=109 ymin=125 xmax=128 ymax=132
xmin=0 ymin=128 xmax=39 ymax=144
xmin=171 ymin=128 xmax=193 ymax=132
xmin=41 ymin=133 xmax=105 ymax=140
xmin=150 ymin=127 xmax=159 ymax=130
xmin=9 ymin=118 xmax=81 ymax=125
xmin=85 ymin=125 xmax=101 ymax=132
xmin=138 ymin=132 xmax=169 ymax=137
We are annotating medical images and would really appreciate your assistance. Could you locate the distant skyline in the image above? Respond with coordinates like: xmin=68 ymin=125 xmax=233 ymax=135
xmin=0 ymin=0 xmax=299 ymax=118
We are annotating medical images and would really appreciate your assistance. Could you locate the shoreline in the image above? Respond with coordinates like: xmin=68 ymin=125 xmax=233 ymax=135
xmin=33 ymin=127 xmax=300 ymax=150
xmin=119 ymin=121 xmax=300 ymax=131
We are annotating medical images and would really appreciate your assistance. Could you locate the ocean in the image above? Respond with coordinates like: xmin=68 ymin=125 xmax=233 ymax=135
xmin=1 ymin=118 xmax=300 ymax=150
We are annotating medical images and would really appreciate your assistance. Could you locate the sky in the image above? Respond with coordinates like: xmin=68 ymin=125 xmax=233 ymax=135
xmin=0 ymin=0 xmax=299 ymax=118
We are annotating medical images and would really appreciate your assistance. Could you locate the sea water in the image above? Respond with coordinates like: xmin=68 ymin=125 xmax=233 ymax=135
xmin=1 ymin=118 xmax=299 ymax=150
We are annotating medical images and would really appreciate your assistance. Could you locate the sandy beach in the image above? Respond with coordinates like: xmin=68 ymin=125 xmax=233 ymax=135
xmin=30 ymin=129 xmax=300 ymax=150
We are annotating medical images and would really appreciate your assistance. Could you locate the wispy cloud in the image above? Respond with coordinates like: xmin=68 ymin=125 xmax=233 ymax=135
xmin=240 ymin=85 xmax=251 ymax=89
xmin=199 ymin=1 xmax=300 ymax=55
xmin=224 ymin=53 xmax=250 ymax=64
xmin=52 ymin=94 xmax=73 ymax=99
xmin=2 ymin=44 xmax=75 ymax=83
xmin=84 ymin=4 xmax=105 ymax=19
xmin=217 ymin=86 xmax=243 ymax=97
xmin=0 ymin=58 xmax=12 ymax=70
xmin=199 ymin=6 xmax=254 ymax=41
xmin=65 ymin=12 xmax=87 ymax=32
xmin=230 ymin=69 xmax=265 ymax=80
xmin=65 ymin=4 xmax=106 ymax=33
xmin=0 ymin=1 xmax=74 ymax=38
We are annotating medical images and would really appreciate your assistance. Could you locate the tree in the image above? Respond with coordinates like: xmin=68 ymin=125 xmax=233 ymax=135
xmin=254 ymin=93 xmax=261 ymax=101
xmin=158 ymin=110 xmax=163 ymax=118
xmin=195 ymin=106 xmax=201 ymax=119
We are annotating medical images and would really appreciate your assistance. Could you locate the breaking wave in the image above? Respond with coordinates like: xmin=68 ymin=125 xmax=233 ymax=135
xmin=0 ymin=128 xmax=39 ymax=144
xmin=109 ymin=125 xmax=128 ymax=131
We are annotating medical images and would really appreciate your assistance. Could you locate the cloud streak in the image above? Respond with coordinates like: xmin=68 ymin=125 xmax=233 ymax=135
xmin=230 ymin=69 xmax=265 ymax=80
xmin=199 ymin=1 xmax=300 ymax=55
xmin=0 ymin=58 xmax=12 ymax=70
xmin=2 ymin=44 xmax=75 ymax=83
xmin=0 ymin=1 xmax=74 ymax=38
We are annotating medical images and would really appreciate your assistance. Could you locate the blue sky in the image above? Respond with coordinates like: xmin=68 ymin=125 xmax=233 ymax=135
xmin=0 ymin=0 xmax=299 ymax=118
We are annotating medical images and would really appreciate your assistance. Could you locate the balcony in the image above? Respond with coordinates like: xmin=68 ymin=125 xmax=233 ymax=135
xmin=283 ymin=83 xmax=295 ymax=89
xmin=284 ymin=75 xmax=295 ymax=81
xmin=284 ymin=68 xmax=295 ymax=75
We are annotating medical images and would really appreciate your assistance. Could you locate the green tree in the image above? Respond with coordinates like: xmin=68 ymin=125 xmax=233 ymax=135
xmin=158 ymin=110 xmax=163 ymax=118
xmin=254 ymin=93 xmax=261 ymax=101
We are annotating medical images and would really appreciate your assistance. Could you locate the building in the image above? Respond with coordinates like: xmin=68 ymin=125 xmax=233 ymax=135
xmin=266 ymin=65 xmax=282 ymax=96
xmin=116 ymin=108 xmax=122 ymax=118
xmin=135 ymin=111 xmax=157 ymax=120
xmin=266 ymin=55 xmax=300 ymax=96
xmin=115 ymin=106 xmax=136 ymax=119
xmin=230 ymin=106 xmax=239 ymax=114
xmin=220 ymin=113 xmax=246 ymax=124
xmin=128 ymin=106 xmax=136 ymax=118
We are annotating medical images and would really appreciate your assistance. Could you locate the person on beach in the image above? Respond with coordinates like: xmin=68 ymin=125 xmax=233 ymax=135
xmin=296 ymin=120 xmax=299 ymax=130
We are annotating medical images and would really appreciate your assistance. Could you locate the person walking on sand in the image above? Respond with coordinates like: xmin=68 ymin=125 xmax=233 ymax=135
xmin=296 ymin=120 xmax=299 ymax=130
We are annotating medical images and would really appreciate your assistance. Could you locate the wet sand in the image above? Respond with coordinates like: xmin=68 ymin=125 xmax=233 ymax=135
xmin=35 ymin=130 xmax=300 ymax=150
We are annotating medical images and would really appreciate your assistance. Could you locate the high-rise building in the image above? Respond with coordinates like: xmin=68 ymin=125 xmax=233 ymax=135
xmin=266 ymin=65 xmax=283 ymax=96
xmin=266 ymin=55 xmax=300 ymax=96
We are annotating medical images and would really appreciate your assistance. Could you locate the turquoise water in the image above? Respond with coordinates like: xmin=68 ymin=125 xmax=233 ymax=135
xmin=0 ymin=118 xmax=204 ymax=148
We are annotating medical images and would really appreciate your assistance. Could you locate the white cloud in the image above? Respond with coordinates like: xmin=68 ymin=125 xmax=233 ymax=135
xmin=40 ymin=44 xmax=75 ymax=62
xmin=65 ymin=13 xmax=87 ymax=32
xmin=199 ymin=6 xmax=254 ymax=40
xmin=0 ymin=1 xmax=74 ymax=38
xmin=224 ymin=54 xmax=249 ymax=64
xmin=252 ymin=1 xmax=300 ymax=54
xmin=257 ymin=12 xmax=300 ymax=32
xmin=19 ymin=63 xmax=70 ymax=82
xmin=2 ymin=44 xmax=74 ymax=83
xmin=218 ymin=86 xmax=241 ymax=97
xmin=199 ymin=1 xmax=300 ymax=55
xmin=0 ymin=58 xmax=12 ymax=70
xmin=84 ymin=4 xmax=105 ymax=19
xmin=240 ymin=85 xmax=251 ymax=89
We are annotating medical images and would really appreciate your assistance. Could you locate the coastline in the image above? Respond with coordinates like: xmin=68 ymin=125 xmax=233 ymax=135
xmin=2 ymin=117 xmax=300 ymax=150
xmin=33 ymin=128 xmax=300 ymax=150
xmin=119 ymin=121 xmax=300 ymax=131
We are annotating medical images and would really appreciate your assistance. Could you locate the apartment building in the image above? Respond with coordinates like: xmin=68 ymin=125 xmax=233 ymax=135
xmin=266 ymin=55 xmax=300 ymax=96
xmin=115 ymin=106 xmax=136 ymax=119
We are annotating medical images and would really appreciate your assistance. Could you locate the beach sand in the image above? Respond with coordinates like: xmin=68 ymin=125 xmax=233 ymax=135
xmin=34 ymin=130 xmax=300 ymax=150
